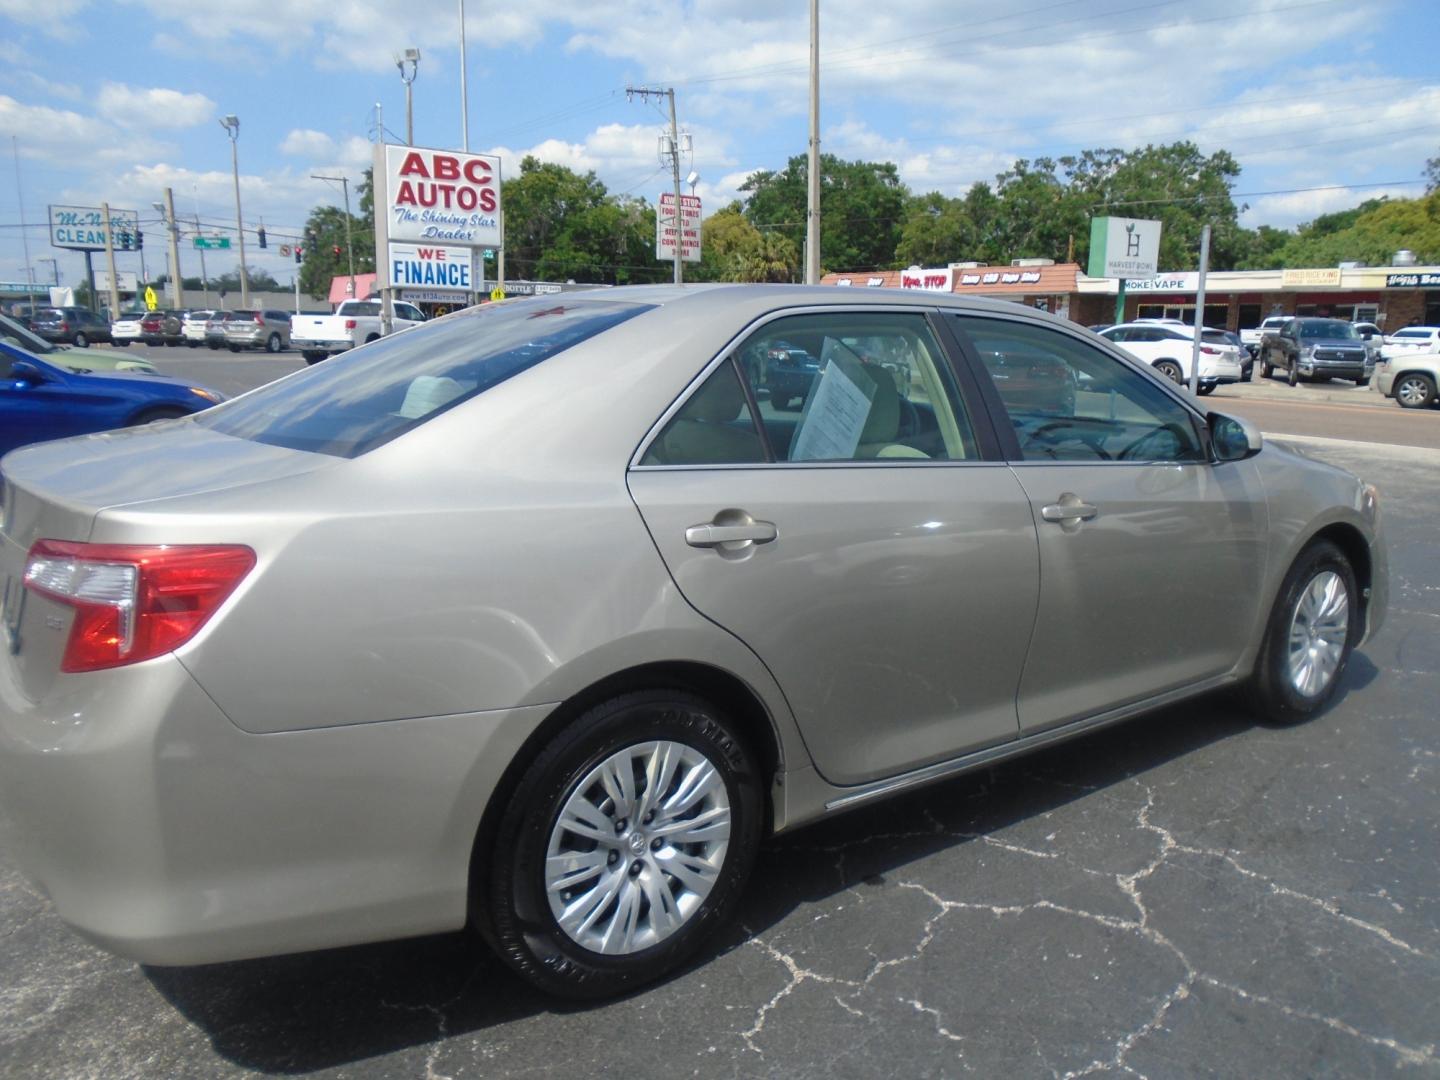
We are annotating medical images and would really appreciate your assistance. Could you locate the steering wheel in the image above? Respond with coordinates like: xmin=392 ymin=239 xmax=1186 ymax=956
xmin=1117 ymin=423 xmax=1190 ymax=462
xmin=1021 ymin=419 xmax=1112 ymax=461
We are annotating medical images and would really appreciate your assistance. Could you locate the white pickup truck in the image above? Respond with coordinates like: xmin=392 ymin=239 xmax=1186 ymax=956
xmin=1240 ymin=315 xmax=1289 ymax=358
xmin=291 ymin=299 xmax=428 ymax=364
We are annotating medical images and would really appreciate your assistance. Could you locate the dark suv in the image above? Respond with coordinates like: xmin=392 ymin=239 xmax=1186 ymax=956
xmin=31 ymin=307 xmax=112 ymax=347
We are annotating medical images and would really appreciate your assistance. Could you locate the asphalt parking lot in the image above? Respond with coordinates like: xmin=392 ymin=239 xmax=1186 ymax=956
xmin=1 ymin=361 xmax=1436 ymax=1078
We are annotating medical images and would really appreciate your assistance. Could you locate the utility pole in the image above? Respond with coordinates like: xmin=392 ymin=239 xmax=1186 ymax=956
xmin=101 ymin=202 xmax=121 ymax=317
xmin=193 ymin=212 xmax=211 ymax=308
xmin=312 ymin=174 xmax=357 ymax=301
xmin=12 ymin=137 xmax=36 ymax=312
xmin=160 ymin=188 xmax=184 ymax=309
xmin=37 ymin=257 xmax=58 ymax=286
xmin=1189 ymin=224 xmax=1212 ymax=397
xmin=805 ymin=0 xmax=821 ymax=285
xmin=627 ymin=85 xmax=687 ymax=284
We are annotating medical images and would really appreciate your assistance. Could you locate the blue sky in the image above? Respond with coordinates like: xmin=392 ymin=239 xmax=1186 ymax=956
xmin=1 ymin=0 xmax=1437 ymax=288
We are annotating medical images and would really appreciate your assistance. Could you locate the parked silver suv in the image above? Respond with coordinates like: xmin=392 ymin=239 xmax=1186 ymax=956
xmin=222 ymin=309 xmax=291 ymax=353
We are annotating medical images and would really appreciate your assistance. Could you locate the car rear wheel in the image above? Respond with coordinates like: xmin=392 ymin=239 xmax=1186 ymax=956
xmin=1154 ymin=360 xmax=1183 ymax=383
xmin=1246 ymin=540 xmax=1358 ymax=725
xmin=1394 ymin=373 xmax=1437 ymax=409
xmin=1196 ymin=383 xmax=1215 ymax=396
xmin=302 ymin=350 xmax=328 ymax=365
xmin=229 ymin=345 xmax=242 ymax=353
xmin=265 ymin=333 xmax=282 ymax=353
xmin=207 ymin=341 xmax=220 ymax=350
xmin=1287 ymin=363 xmax=1299 ymax=386
xmin=73 ymin=332 xmax=89 ymax=347
xmin=481 ymin=690 xmax=762 ymax=999
xmin=1354 ymin=376 xmax=1370 ymax=388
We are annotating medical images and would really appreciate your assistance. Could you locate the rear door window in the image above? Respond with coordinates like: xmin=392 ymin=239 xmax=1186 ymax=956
xmin=199 ymin=298 xmax=653 ymax=457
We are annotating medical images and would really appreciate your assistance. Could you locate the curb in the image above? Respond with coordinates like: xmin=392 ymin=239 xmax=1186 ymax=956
xmin=1210 ymin=378 xmax=1390 ymax=409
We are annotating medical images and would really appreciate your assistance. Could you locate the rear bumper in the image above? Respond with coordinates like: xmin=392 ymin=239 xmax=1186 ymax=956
xmin=293 ymin=338 xmax=352 ymax=353
xmin=0 ymin=651 xmax=553 ymax=965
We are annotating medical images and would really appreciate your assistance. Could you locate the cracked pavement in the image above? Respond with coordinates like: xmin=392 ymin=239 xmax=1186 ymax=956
xmin=1 ymin=435 xmax=1437 ymax=1079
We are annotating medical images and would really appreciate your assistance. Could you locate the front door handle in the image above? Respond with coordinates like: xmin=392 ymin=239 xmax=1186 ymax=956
xmin=685 ymin=512 xmax=777 ymax=552
xmin=1040 ymin=493 xmax=1098 ymax=526
xmin=685 ymin=520 xmax=778 ymax=547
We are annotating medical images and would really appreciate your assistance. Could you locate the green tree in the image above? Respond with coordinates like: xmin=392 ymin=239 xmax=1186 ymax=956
xmin=1425 ymin=151 xmax=1439 ymax=193
xmin=297 ymin=202 xmax=374 ymax=300
xmin=502 ymin=156 xmax=610 ymax=281
xmin=896 ymin=192 xmax=976 ymax=267
xmin=691 ymin=204 xmax=798 ymax=282
xmin=1266 ymin=191 xmax=1440 ymax=266
xmin=741 ymin=154 xmax=906 ymax=272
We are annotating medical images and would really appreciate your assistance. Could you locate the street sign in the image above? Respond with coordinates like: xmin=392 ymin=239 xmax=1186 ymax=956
xmin=143 ymin=286 xmax=158 ymax=311
xmin=278 ymin=244 xmax=292 ymax=257
xmin=386 ymin=242 xmax=474 ymax=292
xmin=193 ymin=236 xmax=231 ymax=250
xmin=381 ymin=145 xmax=502 ymax=247
xmin=1088 ymin=217 xmax=1161 ymax=279
xmin=490 ymin=287 xmax=505 ymax=301
xmin=48 ymin=204 xmax=140 ymax=252
xmin=655 ymin=192 xmax=701 ymax=262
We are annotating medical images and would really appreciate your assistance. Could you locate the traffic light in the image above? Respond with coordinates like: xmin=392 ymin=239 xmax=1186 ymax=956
xmin=135 ymin=228 xmax=143 ymax=251
xmin=257 ymin=225 xmax=267 ymax=249
xmin=295 ymin=246 xmax=304 ymax=264
xmin=332 ymin=245 xmax=341 ymax=257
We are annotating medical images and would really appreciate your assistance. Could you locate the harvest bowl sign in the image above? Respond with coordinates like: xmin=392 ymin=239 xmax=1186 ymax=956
xmin=382 ymin=145 xmax=501 ymax=248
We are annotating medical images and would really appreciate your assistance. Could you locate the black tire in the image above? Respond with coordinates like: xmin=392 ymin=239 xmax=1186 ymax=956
xmin=127 ymin=405 xmax=190 ymax=426
xmin=1261 ymin=354 xmax=1274 ymax=378
xmin=265 ymin=333 xmax=282 ymax=353
xmin=73 ymin=332 xmax=88 ymax=348
xmin=481 ymin=690 xmax=763 ymax=999
xmin=1246 ymin=540 xmax=1359 ymax=725
xmin=364 ymin=333 xmax=380 ymax=344
xmin=1287 ymin=362 xmax=1299 ymax=386
xmin=302 ymin=350 xmax=328 ymax=365
xmin=187 ymin=341 xmax=199 ymax=348
xmin=208 ymin=341 xmax=220 ymax=350
xmin=114 ymin=340 xmax=128 ymax=348
xmin=1354 ymin=376 xmax=1370 ymax=388
xmin=1196 ymin=383 xmax=1216 ymax=396
xmin=1393 ymin=373 xmax=1436 ymax=409
xmin=229 ymin=345 xmax=242 ymax=353
xmin=1154 ymin=360 xmax=1183 ymax=383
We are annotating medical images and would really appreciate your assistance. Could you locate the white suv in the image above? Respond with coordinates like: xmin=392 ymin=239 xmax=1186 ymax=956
xmin=1097 ymin=323 xmax=1245 ymax=394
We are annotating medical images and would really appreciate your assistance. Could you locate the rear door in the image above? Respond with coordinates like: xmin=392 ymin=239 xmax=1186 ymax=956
xmin=627 ymin=308 xmax=1040 ymax=786
xmin=945 ymin=313 xmax=1268 ymax=733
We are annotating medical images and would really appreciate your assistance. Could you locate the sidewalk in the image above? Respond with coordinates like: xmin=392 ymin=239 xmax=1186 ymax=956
xmin=1208 ymin=374 xmax=1390 ymax=409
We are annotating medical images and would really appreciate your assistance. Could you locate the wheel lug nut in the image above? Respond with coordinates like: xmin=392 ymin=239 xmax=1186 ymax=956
xmin=643 ymin=810 xmax=654 ymax=824
xmin=614 ymin=818 xmax=627 ymax=834
xmin=608 ymin=851 xmax=618 ymax=865
xmin=629 ymin=861 xmax=642 ymax=876
xmin=651 ymin=838 xmax=663 ymax=851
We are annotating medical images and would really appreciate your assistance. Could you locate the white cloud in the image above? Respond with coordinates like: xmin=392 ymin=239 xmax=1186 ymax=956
xmin=0 ymin=0 xmax=88 ymax=34
xmin=96 ymin=83 xmax=216 ymax=128
xmin=280 ymin=129 xmax=335 ymax=158
xmin=1242 ymin=185 xmax=1417 ymax=229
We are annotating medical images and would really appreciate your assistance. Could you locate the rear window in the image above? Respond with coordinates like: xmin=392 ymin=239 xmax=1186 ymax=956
xmin=1394 ymin=329 xmax=1435 ymax=339
xmin=199 ymin=298 xmax=652 ymax=457
xmin=341 ymin=302 xmax=382 ymax=317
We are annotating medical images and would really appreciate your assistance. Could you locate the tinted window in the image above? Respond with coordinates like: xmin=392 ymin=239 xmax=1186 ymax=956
xmin=342 ymin=302 xmax=383 ymax=317
xmin=1394 ymin=329 xmax=1434 ymax=339
xmin=641 ymin=361 xmax=764 ymax=466
xmin=1296 ymin=319 xmax=1358 ymax=339
xmin=954 ymin=316 xmax=1204 ymax=464
xmin=199 ymin=298 xmax=652 ymax=458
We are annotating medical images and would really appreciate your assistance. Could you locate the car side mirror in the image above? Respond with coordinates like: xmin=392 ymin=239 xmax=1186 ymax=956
xmin=1209 ymin=411 xmax=1261 ymax=462
xmin=9 ymin=360 xmax=46 ymax=385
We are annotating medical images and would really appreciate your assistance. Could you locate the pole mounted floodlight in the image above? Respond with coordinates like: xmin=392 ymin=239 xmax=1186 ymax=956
xmin=396 ymin=48 xmax=421 ymax=145
xmin=686 ymin=170 xmax=700 ymax=192
xmin=219 ymin=115 xmax=239 ymax=139
xmin=218 ymin=113 xmax=250 ymax=306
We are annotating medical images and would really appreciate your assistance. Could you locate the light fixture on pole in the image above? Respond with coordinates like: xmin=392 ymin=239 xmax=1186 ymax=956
xmin=686 ymin=170 xmax=700 ymax=196
xmin=396 ymin=47 xmax=421 ymax=146
xmin=218 ymin=114 xmax=251 ymax=308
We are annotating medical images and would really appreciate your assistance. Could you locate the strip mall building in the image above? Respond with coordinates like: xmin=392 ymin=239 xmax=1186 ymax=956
xmin=822 ymin=263 xmax=1440 ymax=331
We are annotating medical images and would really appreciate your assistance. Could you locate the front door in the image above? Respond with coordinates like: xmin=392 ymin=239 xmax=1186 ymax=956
xmin=946 ymin=314 xmax=1269 ymax=733
xmin=627 ymin=309 xmax=1040 ymax=786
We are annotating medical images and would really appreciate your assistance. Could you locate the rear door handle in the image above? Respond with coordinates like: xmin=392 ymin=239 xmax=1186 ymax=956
xmin=1040 ymin=494 xmax=1098 ymax=526
xmin=685 ymin=519 xmax=778 ymax=548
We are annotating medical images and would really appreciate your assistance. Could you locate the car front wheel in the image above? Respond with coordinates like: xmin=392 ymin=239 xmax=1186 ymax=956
xmin=265 ymin=333 xmax=282 ymax=353
xmin=482 ymin=690 xmax=762 ymax=999
xmin=73 ymin=332 xmax=88 ymax=347
xmin=1154 ymin=360 xmax=1183 ymax=383
xmin=1246 ymin=539 xmax=1358 ymax=724
xmin=1394 ymin=373 xmax=1437 ymax=408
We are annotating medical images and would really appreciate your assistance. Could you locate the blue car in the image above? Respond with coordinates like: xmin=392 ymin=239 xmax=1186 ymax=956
xmin=0 ymin=342 xmax=225 ymax=458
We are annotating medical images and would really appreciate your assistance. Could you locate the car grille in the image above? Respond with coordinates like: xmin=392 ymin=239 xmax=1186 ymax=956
xmin=1313 ymin=349 xmax=1366 ymax=363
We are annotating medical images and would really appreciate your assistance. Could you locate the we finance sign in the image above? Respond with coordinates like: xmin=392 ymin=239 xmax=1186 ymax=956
xmin=383 ymin=145 xmax=501 ymax=248
xmin=386 ymin=243 xmax=474 ymax=293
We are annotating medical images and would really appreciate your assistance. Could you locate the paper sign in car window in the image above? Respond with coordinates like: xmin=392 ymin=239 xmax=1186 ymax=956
xmin=398 ymin=375 xmax=473 ymax=419
xmin=789 ymin=339 xmax=877 ymax=461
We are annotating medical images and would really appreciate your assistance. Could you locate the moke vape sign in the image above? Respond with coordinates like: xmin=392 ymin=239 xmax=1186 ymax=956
xmin=1088 ymin=216 xmax=1162 ymax=279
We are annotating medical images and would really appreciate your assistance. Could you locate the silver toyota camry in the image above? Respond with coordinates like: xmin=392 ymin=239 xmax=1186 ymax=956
xmin=0 ymin=285 xmax=1386 ymax=998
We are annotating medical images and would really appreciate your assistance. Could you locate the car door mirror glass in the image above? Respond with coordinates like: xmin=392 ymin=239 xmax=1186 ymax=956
xmin=10 ymin=360 xmax=46 ymax=385
xmin=1208 ymin=411 xmax=1261 ymax=461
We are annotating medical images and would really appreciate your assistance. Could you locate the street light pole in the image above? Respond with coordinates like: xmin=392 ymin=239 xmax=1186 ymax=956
xmin=805 ymin=0 xmax=821 ymax=285
xmin=396 ymin=48 xmax=420 ymax=146
xmin=312 ymin=174 xmax=357 ymax=301
xmin=219 ymin=114 xmax=251 ymax=308
xmin=458 ymin=0 xmax=469 ymax=151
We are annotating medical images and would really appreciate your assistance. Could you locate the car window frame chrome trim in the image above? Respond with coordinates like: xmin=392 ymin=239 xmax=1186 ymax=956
xmin=628 ymin=303 xmax=1007 ymax=471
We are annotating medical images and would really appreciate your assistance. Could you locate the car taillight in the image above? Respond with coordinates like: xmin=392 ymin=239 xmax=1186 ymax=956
xmin=344 ymin=319 xmax=357 ymax=330
xmin=254 ymin=313 xmax=264 ymax=325
xmin=1200 ymin=345 xmax=1220 ymax=355
xmin=23 ymin=541 xmax=255 ymax=672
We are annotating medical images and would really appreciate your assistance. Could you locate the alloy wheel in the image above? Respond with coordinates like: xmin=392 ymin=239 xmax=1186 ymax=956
xmin=1286 ymin=570 xmax=1349 ymax=698
xmin=1396 ymin=375 xmax=1432 ymax=407
xmin=545 ymin=740 xmax=730 ymax=955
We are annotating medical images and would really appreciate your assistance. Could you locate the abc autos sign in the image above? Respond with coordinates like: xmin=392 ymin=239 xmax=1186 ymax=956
xmin=382 ymin=145 xmax=501 ymax=248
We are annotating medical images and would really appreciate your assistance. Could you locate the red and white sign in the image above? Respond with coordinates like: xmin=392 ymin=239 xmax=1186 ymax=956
xmin=656 ymin=192 xmax=701 ymax=262
xmin=383 ymin=145 xmax=502 ymax=248
xmin=899 ymin=267 xmax=953 ymax=292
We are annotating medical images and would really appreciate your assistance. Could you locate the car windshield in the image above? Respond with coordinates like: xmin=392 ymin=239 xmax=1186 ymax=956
xmin=198 ymin=298 xmax=653 ymax=458
xmin=1296 ymin=319 xmax=1358 ymax=340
